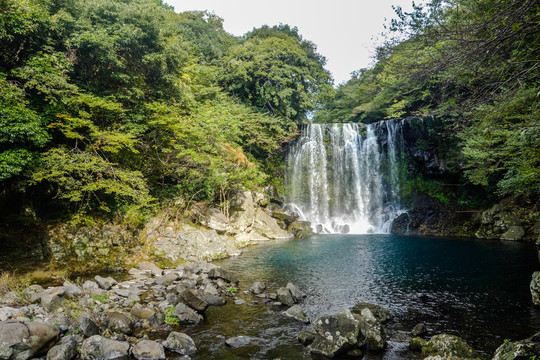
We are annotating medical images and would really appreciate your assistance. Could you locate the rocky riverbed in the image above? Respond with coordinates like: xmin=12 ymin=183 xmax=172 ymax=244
xmin=2 ymin=254 xmax=540 ymax=359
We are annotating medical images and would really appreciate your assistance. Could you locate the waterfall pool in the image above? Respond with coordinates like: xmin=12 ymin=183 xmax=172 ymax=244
xmin=184 ymin=234 xmax=540 ymax=359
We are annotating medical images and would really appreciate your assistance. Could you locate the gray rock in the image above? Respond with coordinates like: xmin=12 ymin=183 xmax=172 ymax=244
xmin=132 ymin=340 xmax=165 ymax=360
xmin=252 ymin=208 xmax=292 ymax=239
xmin=286 ymin=283 xmax=306 ymax=302
xmin=287 ymin=221 xmax=312 ymax=239
xmin=531 ymin=271 xmax=540 ymax=306
xmin=207 ymin=268 xmax=238 ymax=284
xmin=249 ymin=282 xmax=266 ymax=295
xmin=202 ymin=283 xmax=219 ymax=296
xmin=82 ymin=281 xmax=101 ymax=295
xmin=354 ymin=307 xmax=386 ymax=352
xmin=202 ymin=295 xmax=226 ymax=306
xmin=94 ymin=276 xmax=113 ymax=290
xmin=0 ymin=307 xmax=21 ymax=322
xmin=78 ymin=316 xmax=100 ymax=338
xmin=423 ymin=334 xmax=480 ymax=359
xmin=309 ymin=309 xmax=363 ymax=358
xmin=234 ymin=299 xmax=245 ymax=305
xmin=0 ymin=320 xmax=60 ymax=360
xmin=225 ymin=336 xmax=254 ymax=348
xmin=285 ymin=305 xmax=309 ymax=323
xmin=137 ymin=262 xmax=163 ymax=276
xmin=44 ymin=314 xmax=71 ymax=334
xmin=148 ymin=313 xmax=164 ymax=327
xmin=298 ymin=330 xmax=316 ymax=345
xmin=180 ymin=290 xmax=208 ymax=313
xmin=62 ymin=283 xmax=83 ymax=299
xmin=172 ymin=304 xmax=203 ymax=325
xmin=46 ymin=335 xmax=78 ymax=360
xmin=114 ymin=288 xmax=130 ymax=298
xmin=199 ymin=208 xmax=231 ymax=234
xmin=412 ymin=323 xmax=427 ymax=337
xmin=166 ymin=293 xmax=179 ymax=306
xmin=155 ymin=273 xmax=179 ymax=286
xmin=131 ymin=304 xmax=156 ymax=320
xmin=276 ymin=287 xmax=295 ymax=307
xmin=500 ymin=225 xmax=525 ymax=241
xmin=80 ymin=335 xmax=130 ymax=360
xmin=163 ymin=332 xmax=197 ymax=355
xmin=101 ymin=313 xmax=133 ymax=335
xmin=492 ymin=331 xmax=540 ymax=360
xmin=350 ymin=302 xmax=392 ymax=323
xmin=41 ymin=287 xmax=65 ymax=312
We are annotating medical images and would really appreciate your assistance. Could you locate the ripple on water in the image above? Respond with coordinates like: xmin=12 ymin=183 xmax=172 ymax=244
xmin=186 ymin=234 xmax=540 ymax=359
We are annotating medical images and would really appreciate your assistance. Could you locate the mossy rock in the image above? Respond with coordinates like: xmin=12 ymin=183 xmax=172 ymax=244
xmin=409 ymin=337 xmax=427 ymax=351
xmin=422 ymin=334 xmax=481 ymax=359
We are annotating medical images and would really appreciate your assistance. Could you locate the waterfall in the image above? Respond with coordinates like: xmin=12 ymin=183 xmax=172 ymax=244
xmin=285 ymin=120 xmax=407 ymax=234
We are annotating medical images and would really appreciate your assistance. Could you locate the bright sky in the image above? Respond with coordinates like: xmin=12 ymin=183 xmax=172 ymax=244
xmin=165 ymin=0 xmax=419 ymax=85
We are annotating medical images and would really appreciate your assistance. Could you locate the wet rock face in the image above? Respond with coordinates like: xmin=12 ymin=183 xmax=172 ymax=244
xmin=390 ymin=193 xmax=476 ymax=237
xmin=309 ymin=309 xmax=363 ymax=358
xmin=530 ymin=271 xmax=540 ymax=306
xmin=422 ymin=334 xmax=481 ymax=359
xmin=475 ymin=203 xmax=526 ymax=241
xmin=492 ymin=331 xmax=540 ymax=360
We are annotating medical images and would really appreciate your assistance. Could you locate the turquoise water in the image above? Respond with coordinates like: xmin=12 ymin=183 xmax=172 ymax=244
xmin=186 ymin=235 xmax=540 ymax=359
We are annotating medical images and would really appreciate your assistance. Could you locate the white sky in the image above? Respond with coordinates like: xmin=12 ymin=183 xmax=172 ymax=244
xmin=165 ymin=0 xmax=419 ymax=85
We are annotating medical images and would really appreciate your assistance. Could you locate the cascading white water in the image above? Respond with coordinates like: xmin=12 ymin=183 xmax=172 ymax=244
xmin=285 ymin=120 xmax=407 ymax=234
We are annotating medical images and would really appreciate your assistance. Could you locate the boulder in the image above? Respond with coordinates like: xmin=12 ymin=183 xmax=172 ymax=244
xmin=80 ymin=335 xmax=130 ymax=360
xmin=137 ymin=261 xmax=163 ymax=276
xmin=202 ymin=295 xmax=226 ymax=306
xmin=172 ymin=303 xmax=203 ymax=325
xmin=131 ymin=304 xmax=156 ymax=320
xmin=62 ymin=282 xmax=83 ymax=299
xmin=422 ymin=334 xmax=481 ymax=359
xmin=249 ymin=282 xmax=266 ymax=295
xmin=298 ymin=330 xmax=316 ymax=346
xmin=78 ymin=316 xmax=100 ymax=338
xmin=94 ymin=276 xmax=114 ymax=290
xmin=309 ymin=309 xmax=364 ymax=358
xmin=286 ymin=283 xmax=306 ymax=302
xmin=225 ymin=336 xmax=254 ymax=348
xmin=531 ymin=271 xmax=540 ymax=306
xmin=276 ymin=287 xmax=295 ymax=307
xmin=253 ymin=209 xmax=293 ymax=240
xmin=101 ymin=312 xmax=133 ymax=335
xmin=155 ymin=272 xmax=179 ymax=286
xmin=270 ymin=209 xmax=299 ymax=227
xmin=500 ymin=225 xmax=526 ymax=241
xmin=350 ymin=302 xmax=391 ymax=323
xmin=163 ymin=332 xmax=197 ymax=355
xmin=207 ymin=268 xmax=238 ymax=284
xmin=46 ymin=335 xmax=78 ymax=360
xmin=412 ymin=323 xmax=428 ymax=337
xmin=354 ymin=307 xmax=386 ymax=352
xmin=492 ymin=331 xmax=540 ymax=360
xmin=0 ymin=321 xmax=60 ymax=360
xmin=41 ymin=287 xmax=65 ymax=312
xmin=287 ymin=221 xmax=312 ymax=239
xmin=180 ymin=290 xmax=208 ymax=313
xmin=285 ymin=305 xmax=309 ymax=324
xmin=132 ymin=340 xmax=165 ymax=360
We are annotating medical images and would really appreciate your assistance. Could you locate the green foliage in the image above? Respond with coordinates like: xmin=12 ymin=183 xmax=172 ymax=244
xmin=1 ymin=0 xmax=318 ymax=227
xmin=221 ymin=26 xmax=332 ymax=121
xmin=164 ymin=306 xmax=179 ymax=325
xmin=318 ymin=0 xmax=540 ymax=203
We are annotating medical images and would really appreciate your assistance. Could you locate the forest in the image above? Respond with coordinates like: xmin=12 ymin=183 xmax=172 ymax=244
xmin=0 ymin=0 xmax=331 ymax=230
xmin=0 ymin=0 xmax=538 ymax=233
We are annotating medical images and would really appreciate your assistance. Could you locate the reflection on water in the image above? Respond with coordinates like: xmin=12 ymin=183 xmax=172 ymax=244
xmin=185 ymin=235 xmax=540 ymax=359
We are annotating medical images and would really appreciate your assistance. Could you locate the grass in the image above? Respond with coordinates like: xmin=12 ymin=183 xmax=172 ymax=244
xmin=164 ymin=306 xmax=179 ymax=325
xmin=0 ymin=272 xmax=32 ymax=304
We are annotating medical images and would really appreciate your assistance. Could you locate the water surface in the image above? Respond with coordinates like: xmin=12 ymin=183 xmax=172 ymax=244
xmin=186 ymin=234 xmax=540 ymax=359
